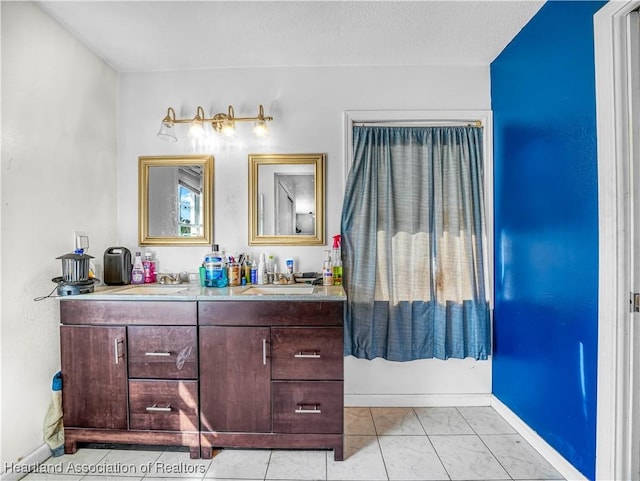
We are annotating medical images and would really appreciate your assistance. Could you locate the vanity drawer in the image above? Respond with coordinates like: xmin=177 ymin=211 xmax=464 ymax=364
xmin=198 ymin=301 xmax=343 ymax=326
xmin=129 ymin=380 xmax=198 ymax=431
xmin=128 ymin=326 xmax=197 ymax=379
xmin=272 ymin=381 xmax=343 ymax=434
xmin=60 ymin=300 xmax=197 ymax=326
xmin=271 ymin=327 xmax=343 ymax=380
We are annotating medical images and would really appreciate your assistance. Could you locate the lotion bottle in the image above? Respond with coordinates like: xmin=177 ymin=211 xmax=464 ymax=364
xmin=131 ymin=252 xmax=145 ymax=284
xmin=322 ymin=250 xmax=333 ymax=286
xmin=257 ymin=253 xmax=266 ymax=285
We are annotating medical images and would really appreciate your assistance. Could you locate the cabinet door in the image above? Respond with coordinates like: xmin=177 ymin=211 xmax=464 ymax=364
xmin=200 ymin=326 xmax=271 ymax=433
xmin=60 ymin=325 xmax=128 ymax=429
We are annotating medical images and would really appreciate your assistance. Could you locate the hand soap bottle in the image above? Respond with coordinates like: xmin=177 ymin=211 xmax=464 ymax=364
xmin=143 ymin=252 xmax=156 ymax=283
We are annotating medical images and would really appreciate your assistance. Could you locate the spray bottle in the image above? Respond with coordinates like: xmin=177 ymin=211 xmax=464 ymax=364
xmin=332 ymin=234 xmax=342 ymax=286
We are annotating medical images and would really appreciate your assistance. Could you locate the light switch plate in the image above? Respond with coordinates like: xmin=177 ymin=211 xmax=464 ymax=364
xmin=74 ymin=231 xmax=89 ymax=251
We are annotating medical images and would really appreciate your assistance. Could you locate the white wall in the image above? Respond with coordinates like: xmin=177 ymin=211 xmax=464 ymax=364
xmin=1 ymin=2 xmax=118 ymax=467
xmin=119 ymin=65 xmax=492 ymax=402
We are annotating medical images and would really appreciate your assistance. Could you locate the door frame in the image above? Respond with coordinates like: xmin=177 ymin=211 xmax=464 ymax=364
xmin=594 ymin=2 xmax=640 ymax=479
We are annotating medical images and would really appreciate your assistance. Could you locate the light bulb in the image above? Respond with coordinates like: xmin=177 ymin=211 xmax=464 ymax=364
xmin=252 ymin=119 xmax=269 ymax=138
xmin=188 ymin=120 xmax=205 ymax=139
xmin=221 ymin=120 xmax=237 ymax=140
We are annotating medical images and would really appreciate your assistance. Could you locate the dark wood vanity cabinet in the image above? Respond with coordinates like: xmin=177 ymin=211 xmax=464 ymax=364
xmin=198 ymin=301 xmax=344 ymax=461
xmin=60 ymin=325 xmax=128 ymax=429
xmin=200 ymin=326 xmax=272 ymax=433
xmin=59 ymin=297 xmax=344 ymax=461
xmin=59 ymin=300 xmax=200 ymax=458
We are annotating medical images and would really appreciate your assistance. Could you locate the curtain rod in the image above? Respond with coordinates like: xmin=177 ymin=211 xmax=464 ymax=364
xmin=353 ymin=120 xmax=482 ymax=128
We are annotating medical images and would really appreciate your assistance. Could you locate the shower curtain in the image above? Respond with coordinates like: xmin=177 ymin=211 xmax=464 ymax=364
xmin=341 ymin=126 xmax=490 ymax=361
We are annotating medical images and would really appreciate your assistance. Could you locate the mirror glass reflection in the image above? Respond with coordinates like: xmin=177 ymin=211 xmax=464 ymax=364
xmin=139 ymin=155 xmax=213 ymax=246
xmin=148 ymin=165 xmax=203 ymax=237
xmin=249 ymin=154 xmax=324 ymax=245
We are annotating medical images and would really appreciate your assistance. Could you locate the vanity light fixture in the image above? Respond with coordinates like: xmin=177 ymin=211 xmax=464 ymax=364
xmin=157 ymin=104 xmax=273 ymax=142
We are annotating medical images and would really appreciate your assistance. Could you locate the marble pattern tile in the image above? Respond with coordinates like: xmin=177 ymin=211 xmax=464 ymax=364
xmin=82 ymin=477 xmax=144 ymax=481
xmin=430 ymin=434 xmax=510 ymax=480
xmin=149 ymin=450 xmax=212 ymax=478
xmin=93 ymin=449 xmax=163 ymax=477
xmin=458 ymin=406 xmax=518 ymax=435
xmin=378 ymin=435 xmax=448 ymax=480
xmin=414 ymin=407 xmax=475 ymax=435
xmin=265 ymin=450 xmax=326 ymax=480
xmin=204 ymin=449 xmax=270 ymax=479
xmin=326 ymin=435 xmax=388 ymax=480
xmin=371 ymin=407 xmax=426 ymax=435
xmin=36 ymin=448 xmax=110 ymax=476
xmin=22 ymin=474 xmax=83 ymax=480
xmin=344 ymin=407 xmax=377 ymax=435
xmin=481 ymin=433 xmax=564 ymax=480
xmin=16 ymin=407 xmax=568 ymax=481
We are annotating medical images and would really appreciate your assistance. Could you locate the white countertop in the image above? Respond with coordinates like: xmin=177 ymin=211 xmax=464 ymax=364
xmin=59 ymin=283 xmax=346 ymax=301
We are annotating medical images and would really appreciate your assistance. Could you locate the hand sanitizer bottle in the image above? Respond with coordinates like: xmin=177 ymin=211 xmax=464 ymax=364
xmin=131 ymin=252 xmax=145 ymax=284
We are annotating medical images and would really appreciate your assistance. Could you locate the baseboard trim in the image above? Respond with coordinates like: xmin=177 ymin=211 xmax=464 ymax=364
xmin=1 ymin=444 xmax=51 ymax=481
xmin=490 ymin=395 xmax=587 ymax=481
xmin=344 ymin=393 xmax=492 ymax=407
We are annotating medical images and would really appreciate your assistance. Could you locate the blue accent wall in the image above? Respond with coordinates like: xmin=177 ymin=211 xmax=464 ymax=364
xmin=491 ymin=2 xmax=605 ymax=479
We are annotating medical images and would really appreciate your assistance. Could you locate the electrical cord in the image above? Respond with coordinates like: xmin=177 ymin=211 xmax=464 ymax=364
xmin=34 ymin=285 xmax=60 ymax=301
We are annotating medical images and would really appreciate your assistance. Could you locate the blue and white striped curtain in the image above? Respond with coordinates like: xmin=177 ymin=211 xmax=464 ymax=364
xmin=341 ymin=126 xmax=490 ymax=361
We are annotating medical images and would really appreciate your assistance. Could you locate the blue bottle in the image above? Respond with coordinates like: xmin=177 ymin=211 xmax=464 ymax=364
xmin=204 ymin=253 xmax=227 ymax=287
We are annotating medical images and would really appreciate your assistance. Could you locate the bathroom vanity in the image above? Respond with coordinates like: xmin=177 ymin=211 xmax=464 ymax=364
xmin=58 ymin=285 xmax=345 ymax=460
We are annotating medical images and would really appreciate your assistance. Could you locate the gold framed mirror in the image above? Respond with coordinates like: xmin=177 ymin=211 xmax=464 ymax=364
xmin=249 ymin=153 xmax=325 ymax=246
xmin=139 ymin=155 xmax=213 ymax=246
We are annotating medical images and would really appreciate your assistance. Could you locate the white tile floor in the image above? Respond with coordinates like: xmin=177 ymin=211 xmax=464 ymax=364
xmin=22 ymin=407 xmax=565 ymax=481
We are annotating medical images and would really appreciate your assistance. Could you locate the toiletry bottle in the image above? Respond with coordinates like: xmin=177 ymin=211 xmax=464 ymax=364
xmin=250 ymin=261 xmax=258 ymax=285
xmin=285 ymin=258 xmax=294 ymax=282
xmin=267 ymin=255 xmax=275 ymax=284
xmin=257 ymin=253 xmax=266 ymax=285
xmin=244 ymin=256 xmax=252 ymax=285
xmin=204 ymin=244 xmax=227 ymax=288
xmin=322 ymin=250 xmax=333 ymax=286
xmin=143 ymin=252 xmax=156 ymax=283
xmin=131 ymin=251 xmax=145 ymax=284
xmin=332 ymin=235 xmax=342 ymax=286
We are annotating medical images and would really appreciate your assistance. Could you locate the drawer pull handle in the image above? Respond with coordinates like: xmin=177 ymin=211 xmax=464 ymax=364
xmin=114 ymin=338 xmax=124 ymax=364
xmin=145 ymin=351 xmax=171 ymax=357
xmin=146 ymin=403 xmax=172 ymax=413
xmin=262 ymin=338 xmax=267 ymax=366
xmin=295 ymin=404 xmax=321 ymax=414
xmin=294 ymin=351 xmax=321 ymax=359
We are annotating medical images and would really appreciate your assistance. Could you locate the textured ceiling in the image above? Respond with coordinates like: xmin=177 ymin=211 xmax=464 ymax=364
xmin=37 ymin=1 xmax=544 ymax=72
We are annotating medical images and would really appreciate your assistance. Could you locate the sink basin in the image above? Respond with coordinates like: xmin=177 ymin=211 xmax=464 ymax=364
xmin=112 ymin=286 xmax=188 ymax=295
xmin=240 ymin=285 xmax=315 ymax=295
